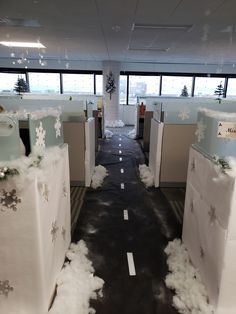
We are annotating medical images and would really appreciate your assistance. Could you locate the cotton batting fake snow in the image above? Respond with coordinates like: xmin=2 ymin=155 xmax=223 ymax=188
xmin=91 ymin=165 xmax=108 ymax=189
xmin=164 ymin=239 xmax=214 ymax=314
xmin=127 ymin=128 xmax=137 ymax=139
xmin=104 ymin=129 xmax=113 ymax=139
xmin=139 ymin=164 xmax=154 ymax=187
xmin=49 ymin=240 xmax=104 ymax=314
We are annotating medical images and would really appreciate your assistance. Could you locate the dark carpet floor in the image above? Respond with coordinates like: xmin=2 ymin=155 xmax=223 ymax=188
xmin=72 ymin=132 xmax=182 ymax=314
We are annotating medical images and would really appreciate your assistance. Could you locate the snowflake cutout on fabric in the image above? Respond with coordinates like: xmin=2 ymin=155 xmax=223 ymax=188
xmin=200 ymin=246 xmax=205 ymax=259
xmin=61 ymin=227 xmax=66 ymax=241
xmin=190 ymin=200 xmax=194 ymax=213
xmin=208 ymin=206 xmax=217 ymax=225
xmin=191 ymin=158 xmax=195 ymax=171
xmin=178 ymin=107 xmax=190 ymax=121
xmin=41 ymin=183 xmax=49 ymax=202
xmin=51 ymin=221 xmax=59 ymax=243
xmin=0 ymin=280 xmax=14 ymax=297
xmin=0 ymin=189 xmax=21 ymax=212
xmin=63 ymin=181 xmax=67 ymax=197
xmin=195 ymin=118 xmax=207 ymax=142
xmin=54 ymin=116 xmax=62 ymax=138
xmin=36 ymin=121 xmax=46 ymax=148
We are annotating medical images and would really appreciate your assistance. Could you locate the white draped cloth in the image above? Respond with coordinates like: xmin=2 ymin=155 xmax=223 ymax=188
xmin=0 ymin=144 xmax=71 ymax=314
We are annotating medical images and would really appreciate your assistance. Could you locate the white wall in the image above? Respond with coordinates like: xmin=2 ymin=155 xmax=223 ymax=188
xmin=2 ymin=58 xmax=236 ymax=75
xmin=120 ymin=105 xmax=136 ymax=125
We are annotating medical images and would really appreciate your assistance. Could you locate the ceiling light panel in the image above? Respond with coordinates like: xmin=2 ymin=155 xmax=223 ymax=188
xmin=0 ymin=18 xmax=41 ymax=27
xmin=132 ymin=23 xmax=193 ymax=31
xmin=0 ymin=41 xmax=46 ymax=48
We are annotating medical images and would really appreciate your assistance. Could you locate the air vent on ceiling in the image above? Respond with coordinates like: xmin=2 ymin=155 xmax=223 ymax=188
xmin=132 ymin=23 xmax=193 ymax=31
xmin=0 ymin=18 xmax=41 ymax=27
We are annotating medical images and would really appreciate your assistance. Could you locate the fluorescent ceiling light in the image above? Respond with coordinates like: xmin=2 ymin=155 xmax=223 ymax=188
xmin=128 ymin=46 xmax=169 ymax=52
xmin=132 ymin=23 xmax=193 ymax=31
xmin=0 ymin=41 xmax=45 ymax=48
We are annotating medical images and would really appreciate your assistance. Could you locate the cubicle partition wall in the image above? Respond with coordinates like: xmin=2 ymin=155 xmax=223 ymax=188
xmin=63 ymin=117 xmax=95 ymax=187
xmin=148 ymin=98 xmax=236 ymax=187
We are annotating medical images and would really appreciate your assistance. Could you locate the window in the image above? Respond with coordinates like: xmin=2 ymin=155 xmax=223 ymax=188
xmin=28 ymin=72 xmax=60 ymax=93
xmin=62 ymin=74 xmax=94 ymax=94
xmin=95 ymin=74 xmax=103 ymax=95
xmin=161 ymin=76 xmax=193 ymax=96
xmin=120 ymin=75 xmax=127 ymax=104
xmin=0 ymin=73 xmax=26 ymax=92
xmin=226 ymin=78 xmax=236 ymax=97
xmin=128 ymin=75 xmax=160 ymax=104
xmin=194 ymin=77 xmax=225 ymax=97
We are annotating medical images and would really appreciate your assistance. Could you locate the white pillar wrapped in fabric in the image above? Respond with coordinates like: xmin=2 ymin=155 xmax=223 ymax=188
xmin=0 ymin=145 xmax=71 ymax=314
xmin=103 ymin=61 xmax=121 ymax=126
xmin=183 ymin=146 xmax=236 ymax=313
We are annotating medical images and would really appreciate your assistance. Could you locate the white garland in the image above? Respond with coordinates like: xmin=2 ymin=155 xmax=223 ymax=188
xmin=198 ymin=108 xmax=236 ymax=121
xmin=5 ymin=107 xmax=62 ymax=120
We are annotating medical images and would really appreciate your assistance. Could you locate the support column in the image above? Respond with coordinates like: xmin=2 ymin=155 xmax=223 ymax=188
xmin=103 ymin=61 xmax=123 ymax=127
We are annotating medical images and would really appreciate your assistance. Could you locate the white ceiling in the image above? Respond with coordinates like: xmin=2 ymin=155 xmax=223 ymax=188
xmin=0 ymin=0 xmax=236 ymax=67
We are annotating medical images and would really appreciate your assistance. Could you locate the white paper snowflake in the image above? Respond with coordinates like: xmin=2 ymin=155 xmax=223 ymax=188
xmin=54 ymin=116 xmax=62 ymax=138
xmin=51 ymin=221 xmax=59 ymax=243
xmin=0 ymin=189 xmax=21 ymax=212
xmin=0 ymin=280 xmax=14 ymax=297
xmin=36 ymin=121 xmax=46 ymax=148
xmin=195 ymin=118 xmax=207 ymax=142
xmin=178 ymin=107 xmax=190 ymax=121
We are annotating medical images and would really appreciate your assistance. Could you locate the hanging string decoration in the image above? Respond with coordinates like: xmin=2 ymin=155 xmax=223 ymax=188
xmin=105 ymin=71 xmax=116 ymax=100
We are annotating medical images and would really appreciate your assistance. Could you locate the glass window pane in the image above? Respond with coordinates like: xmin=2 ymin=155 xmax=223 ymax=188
xmin=226 ymin=78 xmax=236 ymax=97
xmin=161 ymin=76 xmax=193 ymax=96
xmin=63 ymin=74 xmax=94 ymax=94
xmin=194 ymin=77 xmax=225 ymax=97
xmin=95 ymin=74 xmax=103 ymax=95
xmin=0 ymin=73 xmax=26 ymax=93
xmin=28 ymin=72 xmax=60 ymax=93
xmin=128 ymin=75 xmax=160 ymax=105
xmin=120 ymin=75 xmax=127 ymax=104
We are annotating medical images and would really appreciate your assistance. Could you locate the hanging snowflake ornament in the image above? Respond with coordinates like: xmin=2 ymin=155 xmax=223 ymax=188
xmin=0 ymin=189 xmax=21 ymax=212
xmin=178 ymin=107 xmax=190 ymax=121
xmin=0 ymin=280 xmax=14 ymax=297
xmin=195 ymin=118 xmax=207 ymax=142
xmin=54 ymin=115 xmax=62 ymax=138
xmin=36 ymin=121 xmax=46 ymax=148
xmin=51 ymin=221 xmax=59 ymax=243
xmin=105 ymin=71 xmax=116 ymax=100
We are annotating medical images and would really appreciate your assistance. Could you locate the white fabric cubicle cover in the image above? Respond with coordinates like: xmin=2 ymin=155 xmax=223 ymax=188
xmin=85 ymin=118 xmax=95 ymax=186
xmin=149 ymin=119 xmax=164 ymax=187
xmin=0 ymin=144 xmax=71 ymax=314
xmin=183 ymin=146 xmax=236 ymax=313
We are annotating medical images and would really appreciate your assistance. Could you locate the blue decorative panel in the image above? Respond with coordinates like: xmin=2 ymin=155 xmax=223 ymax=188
xmin=194 ymin=110 xmax=236 ymax=158
xmin=0 ymin=114 xmax=21 ymax=160
xmin=29 ymin=114 xmax=64 ymax=150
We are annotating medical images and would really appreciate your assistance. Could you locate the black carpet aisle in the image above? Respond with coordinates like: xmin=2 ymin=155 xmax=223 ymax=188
xmin=73 ymin=133 xmax=182 ymax=314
